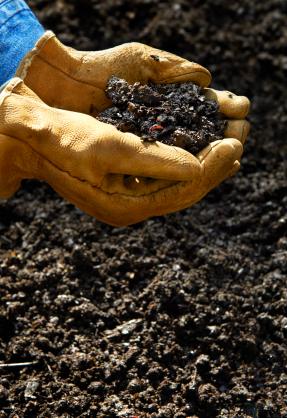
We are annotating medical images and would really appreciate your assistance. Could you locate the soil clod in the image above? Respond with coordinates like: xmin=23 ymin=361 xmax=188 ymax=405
xmin=98 ymin=76 xmax=226 ymax=154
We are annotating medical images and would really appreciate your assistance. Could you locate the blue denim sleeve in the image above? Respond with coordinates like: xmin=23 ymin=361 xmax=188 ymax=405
xmin=0 ymin=0 xmax=44 ymax=85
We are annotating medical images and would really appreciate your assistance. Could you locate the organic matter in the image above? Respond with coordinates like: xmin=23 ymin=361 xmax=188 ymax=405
xmin=98 ymin=77 xmax=226 ymax=154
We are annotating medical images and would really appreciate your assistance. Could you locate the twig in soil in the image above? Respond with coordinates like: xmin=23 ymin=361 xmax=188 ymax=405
xmin=44 ymin=359 xmax=58 ymax=383
xmin=0 ymin=360 xmax=38 ymax=368
xmin=0 ymin=235 xmax=12 ymax=244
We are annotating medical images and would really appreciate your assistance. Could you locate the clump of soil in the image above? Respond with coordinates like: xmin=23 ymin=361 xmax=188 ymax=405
xmin=98 ymin=76 xmax=226 ymax=154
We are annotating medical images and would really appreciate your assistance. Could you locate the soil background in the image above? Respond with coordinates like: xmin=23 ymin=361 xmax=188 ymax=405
xmin=0 ymin=1 xmax=287 ymax=417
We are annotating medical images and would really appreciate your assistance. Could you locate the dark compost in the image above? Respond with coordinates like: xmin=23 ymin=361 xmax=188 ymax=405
xmin=0 ymin=1 xmax=286 ymax=417
xmin=98 ymin=77 xmax=226 ymax=155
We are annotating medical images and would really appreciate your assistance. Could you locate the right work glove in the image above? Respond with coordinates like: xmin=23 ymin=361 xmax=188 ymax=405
xmin=0 ymin=78 xmax=244 ymax=226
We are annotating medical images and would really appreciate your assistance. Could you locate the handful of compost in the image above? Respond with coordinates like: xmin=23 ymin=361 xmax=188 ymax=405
xmin=5 ymin=31 xmax=250 ymax=226
xmin=98 ymin=77 xmax=227 ymax=155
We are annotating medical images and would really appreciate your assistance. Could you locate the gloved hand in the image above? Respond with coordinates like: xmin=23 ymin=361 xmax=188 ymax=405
xmin=0 ymin=78 xmax=246 ymax=226
xmin=16 ymin=31 xmax=249 ymax=144
xmin=16 ymin=31 xmax=212 ymax=114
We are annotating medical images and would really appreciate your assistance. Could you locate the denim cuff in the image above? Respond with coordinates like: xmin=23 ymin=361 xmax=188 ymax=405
xmin=0 ymin=0 xmax=44 ymax=85
xmin=0 ymin=79 xmax=10 ymax=93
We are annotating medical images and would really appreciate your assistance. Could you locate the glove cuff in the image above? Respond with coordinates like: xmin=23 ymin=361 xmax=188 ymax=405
xmin=0 ymin=78 xmax=41 ymax=197
xmin=0 ymin=78 xmax=50 ymax=186
xmin=15 ymin=30 xmax=103 ymax=113
xmin=0 ymin=77 xmax=22 ymax=106
xmin=16 ymin=30 xmax=56 ymax=80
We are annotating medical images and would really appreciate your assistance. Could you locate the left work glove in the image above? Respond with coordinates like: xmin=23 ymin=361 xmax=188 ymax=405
xmin=15 ymin=31 xmax=249 ymax=143
xmin=16 ymin=31 xmax=212 ymax=115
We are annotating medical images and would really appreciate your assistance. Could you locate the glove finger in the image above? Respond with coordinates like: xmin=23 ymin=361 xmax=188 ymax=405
xmin=204 ymin=88 xmax=250 ymax=119
xmin=145 ymin=46 xmax=211 ymax=87
xmin=99 ymin=43 xmax=211 ymax=88
xmin=39 ymin=156 xmax=182 ymax=226
xmin=224 ymin=120 xmax=250 ymax=144
xmin=100 ymin=128 xmax=203 ymax=182
xmin=100 ymin=174 xmax=177 ymax=196
xmin=40 ymin=138 xmax=242 ymax=227
xmin=197 ymin=138 xmax=243 ymax=191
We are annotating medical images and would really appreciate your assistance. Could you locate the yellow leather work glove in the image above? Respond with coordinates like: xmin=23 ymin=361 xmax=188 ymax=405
xmin=0 ymin=78 xmax=246 ymax=226
xmin=15 ymin=31 xmax=249 ymax=145
xmin=16 ymin=31 xmax=212 ymax=114
xmin=16 ymin=31 xmax=250 ymax=142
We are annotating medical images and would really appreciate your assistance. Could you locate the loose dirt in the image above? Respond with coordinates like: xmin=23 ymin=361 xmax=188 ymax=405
xmin=0 ymin=0 xmax=286 ymax=417
xmin=98 ymin=77 xmax=226 ymax=155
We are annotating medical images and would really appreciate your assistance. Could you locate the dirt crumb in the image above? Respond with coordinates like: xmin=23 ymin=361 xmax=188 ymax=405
xmin=98 ymin=76 xmax=226 ymax=154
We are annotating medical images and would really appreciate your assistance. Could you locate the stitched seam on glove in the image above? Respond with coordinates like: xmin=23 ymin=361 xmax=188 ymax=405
xmin=158 ymin=71 xmax=210 ymax=83
xmin=34 ymin=55 xmax=102 ymax=89
xmin=16 ymin=31 xmax=56 ymax=80
xmin=0 ymin=78 xmax=22 ymax=106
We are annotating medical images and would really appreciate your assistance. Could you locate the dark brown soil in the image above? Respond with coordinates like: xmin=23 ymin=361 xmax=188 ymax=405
xmin=98 ymin=77 xmax=226 ymax=155
xmin=1 ymin=1 xmax=287 ymax=417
